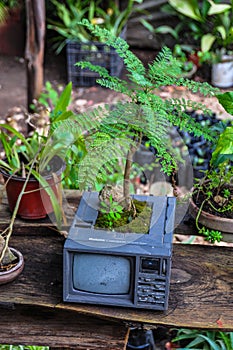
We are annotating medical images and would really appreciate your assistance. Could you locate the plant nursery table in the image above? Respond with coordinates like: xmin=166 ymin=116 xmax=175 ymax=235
xmin=0 ymin=190 xmax=233 ymax=349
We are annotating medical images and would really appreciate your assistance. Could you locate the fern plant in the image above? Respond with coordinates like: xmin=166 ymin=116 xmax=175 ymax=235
xmin=52 ymin=19 xmax=219 ymax=209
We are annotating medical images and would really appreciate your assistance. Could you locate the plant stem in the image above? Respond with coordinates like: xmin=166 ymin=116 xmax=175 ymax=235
xmin=0 ymin=158 xmax=36 ymax=263
xmin=123 ymin=131 xmax=142 ymax=206
xmin=195 ymin=197 xmax=208 ymax=231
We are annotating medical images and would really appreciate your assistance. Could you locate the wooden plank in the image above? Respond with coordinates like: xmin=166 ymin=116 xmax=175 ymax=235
xmin=0 ymin=189 xmax=81 ymax=230
xmin=1 ymin=188 xmax=233 ymax=333
xmin=2 ymin=189 xmax=232 ymax=242
xmin=1 ymin=188 xmax=198 ymax=235
xmin=0 ymin=232 xmax=232 ymax=331
xmin=0 ymin=305 xmax=128 ymax=349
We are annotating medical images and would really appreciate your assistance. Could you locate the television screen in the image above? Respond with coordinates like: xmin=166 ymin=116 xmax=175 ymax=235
xmin=73 ymin=253 xmax=131 ymax=295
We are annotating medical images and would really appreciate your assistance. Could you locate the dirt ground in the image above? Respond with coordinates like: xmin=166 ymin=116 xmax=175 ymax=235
xmin=0 ymin=50 xmax=130 ymax=120
xmin=0 ymin=51 xmax=110 ymax=117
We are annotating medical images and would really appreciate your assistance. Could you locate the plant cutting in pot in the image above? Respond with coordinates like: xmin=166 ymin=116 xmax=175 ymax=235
xmin=0 ymin=82 xmax=76 ymax=221
xmin=47 ymin=0 xmax=143 ymax=53
xmin=47 ymin=0 xmax=143 ymax=86
xmin=166 ymin=0 xmax=233 ymax=87
xmin=189 ymin=91 xmax=233 ymax=243
xmin=0 ymin=82 xmax=77 ymax=284
xmin=0 ymin=160 xmax=36 ymax=285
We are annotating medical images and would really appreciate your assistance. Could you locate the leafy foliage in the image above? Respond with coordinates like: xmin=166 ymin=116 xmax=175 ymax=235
xmin=47 ymin=0 xmax=142 ymax=53
xmin=0 ymin=82 xmax=75 ymax=230
xmin=192 ymin=91 xmax=233 ymax=243
xmin=172 ymin=328 xmax=233 ymax=350
xmin=168 ymin=0 xmax=233 ymax=53
xmin=65 ymin=19 xmax=219 ymax=194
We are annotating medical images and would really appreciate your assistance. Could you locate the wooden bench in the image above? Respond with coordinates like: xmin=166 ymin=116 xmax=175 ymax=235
xmin=0 ymin=190 xmax=233 ymax=349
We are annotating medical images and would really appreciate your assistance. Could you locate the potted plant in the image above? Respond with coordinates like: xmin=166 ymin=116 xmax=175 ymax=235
xmin=58 ymin=20 xmax=222 ymax=311
xmin=0 ymin=83 xmax=75 ymax=284
xmin=0 ymin=159 xmax=36 ymax=285
xmin=52 ymin=19 xmax=219 ymax=228
xmin=167 ymin=0 xmax=233 ymax=87
xmin=189 ymin=91 xmax=233 ymax=243
xmin=47 ymin=0 xmax=143 ymax=86
xmin=0 ymin=82 xmax=78 ymax=221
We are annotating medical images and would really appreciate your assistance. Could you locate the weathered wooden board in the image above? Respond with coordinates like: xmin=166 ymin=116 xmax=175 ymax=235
xmin=2 ymin=189 xmax=232 ymax=242
xmin=0 ymin=188 xmax=198 ymax=235
xmin=1 ymin=187 xmax=233 ymax=349
xmin=0 ymin=189 xmax=81 ymax=230
xmin=0 ymin=305 xmax=128 ymax=349
xmin=1 ymin=231 xmax=233 ymax=332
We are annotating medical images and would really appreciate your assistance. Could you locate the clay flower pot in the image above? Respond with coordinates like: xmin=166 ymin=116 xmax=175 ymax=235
xmin=0 ymin=156 xmax=65 ymax=219
xmin=189 ymin=197 xmax=233 ymax=242
xmin=0 ymin=247 xmax=24 ymax=285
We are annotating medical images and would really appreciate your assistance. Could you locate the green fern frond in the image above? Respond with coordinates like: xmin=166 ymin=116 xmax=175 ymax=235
xmin=51 ymin=105 xmax=109 ymax=134
xmin=169 ymin=97 xmax=213 ymax=117
xmin=148 ymin=47 xmax=183 ymax=87
xmin=96 ymin=77 xmax=129 ymax=95
xmin=78 ymin=135 xmax=137 ymax=190
xmin=176 ymin=77 xmax=219 ymax=96
xmin=79 ymin=19 xmax=146 ymax=77
xmin=75 ymin=61 xmax=110 ymax=79
xmin=66 ymin=20 xmax=221 ymax=192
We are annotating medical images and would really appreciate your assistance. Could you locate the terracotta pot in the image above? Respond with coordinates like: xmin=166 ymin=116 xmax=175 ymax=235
xmin=0 ymin=247 xmax=24 ymax=285
xmin=189 ymin=197 xmax=233 ymax=242
xmin=0 ymin=6 xmax=25 ymax=56
xmin=0 ymin=157 xmax=65 ymax=219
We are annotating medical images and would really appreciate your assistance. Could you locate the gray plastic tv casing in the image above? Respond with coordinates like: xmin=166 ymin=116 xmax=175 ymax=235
xmin=63 ymin=191 xmax=176 ymax=311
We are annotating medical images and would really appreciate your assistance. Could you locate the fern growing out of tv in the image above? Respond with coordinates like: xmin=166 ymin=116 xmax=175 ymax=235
xmin=63 ymin=192 xmax=176 ymax=311
xmin=62 ymin=20 xmax=217 ymax=311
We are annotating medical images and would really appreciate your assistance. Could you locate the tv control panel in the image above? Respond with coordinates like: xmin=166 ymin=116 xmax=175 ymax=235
xmin=136 ymin=257 xmax=169 ymax=308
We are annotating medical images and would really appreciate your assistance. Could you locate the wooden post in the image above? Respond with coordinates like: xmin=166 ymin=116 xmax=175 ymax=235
xmin=25 ymin=0 xmax=45 ymax=113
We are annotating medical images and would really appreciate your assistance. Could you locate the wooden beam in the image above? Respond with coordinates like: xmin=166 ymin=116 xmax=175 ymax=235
xmin=25 ymin=0 xmax=45 ymax=113
xmin=0 ymin=305 xmax=129 ymax=349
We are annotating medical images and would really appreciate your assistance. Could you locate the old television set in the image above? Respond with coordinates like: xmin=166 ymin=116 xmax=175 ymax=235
xmin=63 ymin=191 xmax=176 ymax=311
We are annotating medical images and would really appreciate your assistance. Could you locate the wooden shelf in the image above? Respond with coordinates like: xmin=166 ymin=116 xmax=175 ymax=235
xmin=1 ymin=190 xmax=233 ymax=348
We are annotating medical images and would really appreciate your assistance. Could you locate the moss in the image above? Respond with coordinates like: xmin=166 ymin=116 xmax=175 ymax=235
xmin=95 ymin=199 xmax=152 ymax=233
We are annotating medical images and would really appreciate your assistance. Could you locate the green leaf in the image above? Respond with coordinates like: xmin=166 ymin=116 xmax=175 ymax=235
xmin=154 ymin=25 xmax=179 ymax=40
xmin=201 ymin=33 xmax=216 ymax=52
xmin=216 ymin=91 xmax=233 ymax=115
xmin=53 ymin=82 xmax=72 ymax=119
xmin=139 ymin=18 xmax=154 ymax=33
xmin=216 ymin=25 xmax=226 ymax=40
xmin=169 ymin=0 xmax=203 ymax=21
xmin=0 ymin=159 xmax=12 ymax=172
xmin=207 ymin=0 xmax=231 ymax=15
xmin=211 ymin=126 xmax=233 ymax=166
xmin=197 ymin=334 xmax=223 ymax=350
xmin=30 ymin=169 xmax=63 ymax=229
xmin=0 ymin=123 xmax=34 ymax=157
